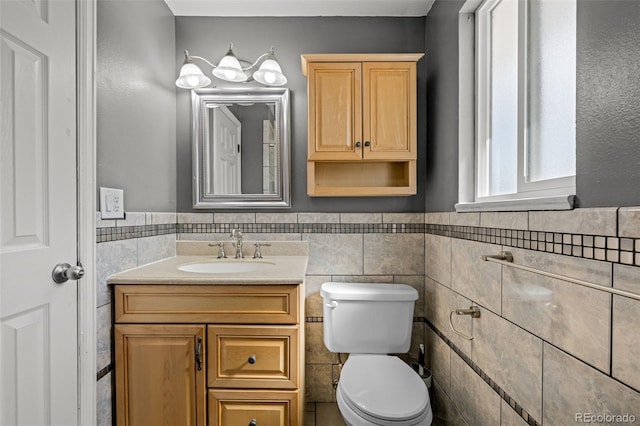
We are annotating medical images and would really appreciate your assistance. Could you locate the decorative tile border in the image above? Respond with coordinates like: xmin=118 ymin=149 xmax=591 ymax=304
xmin=97 ymin=364 xmax=112 ymax=381
xmin=177 ymin=222 xmax=426 ymax=234
xmin=96 ymin=224 xmax=176 ymax=243
xmin=305 ymin=316 xmax=425 ymax=324
xmin=426 ymin=224 xmax=640 ymax=266
xmin=426 ymin=319 xmax=541 ymax=426
xmin=96 ymin=220 xmax=640 ymax=267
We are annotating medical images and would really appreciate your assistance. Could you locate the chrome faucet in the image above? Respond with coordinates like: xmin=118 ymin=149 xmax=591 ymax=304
xmin=230 ymin=228 xmax=244 ymax=258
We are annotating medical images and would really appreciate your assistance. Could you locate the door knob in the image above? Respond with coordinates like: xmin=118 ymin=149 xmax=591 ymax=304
xmin=52 ymin=262 xmax=85 ymax=284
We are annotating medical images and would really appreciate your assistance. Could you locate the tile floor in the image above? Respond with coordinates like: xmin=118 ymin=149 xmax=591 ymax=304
xmin=305 ymin=402 xmax=347 ymax=426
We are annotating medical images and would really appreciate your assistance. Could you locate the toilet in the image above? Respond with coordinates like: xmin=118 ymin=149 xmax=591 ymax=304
xmin=321 ymin=282 xmax=433 ymax=426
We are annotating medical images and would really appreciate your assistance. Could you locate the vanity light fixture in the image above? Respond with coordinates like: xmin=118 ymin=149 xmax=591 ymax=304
xmin=175 ymin=44 xmax=288 ymax=89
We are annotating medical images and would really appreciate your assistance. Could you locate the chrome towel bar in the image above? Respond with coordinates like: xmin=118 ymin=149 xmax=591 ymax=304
xmin=482 ymin=251 xmax=640 ymax=302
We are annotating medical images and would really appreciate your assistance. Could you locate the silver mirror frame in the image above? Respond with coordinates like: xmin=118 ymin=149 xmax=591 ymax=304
xmin=191 ymin=88 xmax=291 ymax=209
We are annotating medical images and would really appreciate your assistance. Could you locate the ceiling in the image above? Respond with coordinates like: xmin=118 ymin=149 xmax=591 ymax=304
xmin=163 ymin=0 xmax=435 ymax=17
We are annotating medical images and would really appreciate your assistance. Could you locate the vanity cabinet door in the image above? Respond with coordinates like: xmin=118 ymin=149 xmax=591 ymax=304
xmin=115 ymin=324 xmax=206 ymax=426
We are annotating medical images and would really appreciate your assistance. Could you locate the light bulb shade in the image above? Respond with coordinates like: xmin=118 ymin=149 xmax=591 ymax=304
xmin=176 ymin=62 xmax=211 ymax=89
xmin=213 ymin=51 xmax=247 ymax=82
xmin=253 ymin=58 xmax=287 ymax=86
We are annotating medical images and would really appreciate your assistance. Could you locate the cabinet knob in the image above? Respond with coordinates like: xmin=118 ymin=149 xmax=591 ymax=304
xmin=248 ymin=355 xmax=256 ymax=364
xmin=364 ymin=141 xmax=371 ymax=147
xmin=249 ymin=420 xmax=257 ymax=426
xmin=355 ymin=141 xmax=361 ymax=148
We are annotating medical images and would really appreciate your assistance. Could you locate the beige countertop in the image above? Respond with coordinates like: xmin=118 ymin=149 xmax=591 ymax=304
xmin=107 ymin=241 xmax=308 ymax=285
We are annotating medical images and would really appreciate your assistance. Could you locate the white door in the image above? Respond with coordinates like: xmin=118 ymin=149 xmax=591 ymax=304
xmin=211 ymin=106 xmax=242 ymax=194
xmin=1 ymin=1 xmax=79 ymax=425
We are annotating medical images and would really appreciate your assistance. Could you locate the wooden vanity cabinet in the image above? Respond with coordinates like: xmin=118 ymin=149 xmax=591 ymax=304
xmin=113 ymin=284 xmax=304 ymax=426
xmin=302 ymin=53 xmax=423 ymax=197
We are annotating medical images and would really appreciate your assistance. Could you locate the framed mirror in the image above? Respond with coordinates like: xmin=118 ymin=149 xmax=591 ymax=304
xmin=191 ymin=88 xmax=290 ymax=209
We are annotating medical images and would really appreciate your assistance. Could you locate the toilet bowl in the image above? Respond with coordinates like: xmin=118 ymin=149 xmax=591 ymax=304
xmin=320 ymin=282 xmax=433 ymax=426
xmin=336 ymin=355 xmax=432 ymax=426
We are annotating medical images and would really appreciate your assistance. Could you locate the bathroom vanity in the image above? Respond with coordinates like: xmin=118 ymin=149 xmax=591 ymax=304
xmin=108 ymin=241 xmax=308 ymax=426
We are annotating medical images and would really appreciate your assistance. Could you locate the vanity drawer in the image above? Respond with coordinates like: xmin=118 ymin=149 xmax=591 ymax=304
xmin=114 ymin=285 xmax=299 ymax=324
xmin=208 ymin=389 xmax=299 ymax=426
xmin=208 ymin=325 xmax=299 ymax=389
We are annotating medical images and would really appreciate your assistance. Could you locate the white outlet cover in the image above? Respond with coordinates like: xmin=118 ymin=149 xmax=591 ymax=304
xmin=100 ymin=187 xmax=125 ymax=219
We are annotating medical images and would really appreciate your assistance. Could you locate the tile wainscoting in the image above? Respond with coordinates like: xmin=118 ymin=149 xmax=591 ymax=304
xmin=424 ymin=208 xmax=640 ymax=426
xmin=95 ymin=208 xmax=640 ymax=426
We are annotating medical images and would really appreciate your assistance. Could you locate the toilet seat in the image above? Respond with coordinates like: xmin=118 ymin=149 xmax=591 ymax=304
xmin=338 ymin=355 xmax=430 ymax=425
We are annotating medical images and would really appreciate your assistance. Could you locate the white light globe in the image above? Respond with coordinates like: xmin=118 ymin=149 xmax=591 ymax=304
xmin=213 ymin=52 xmax=247 ymax=82
xmin=175 ymin=62 xmax=211 ymax=89
xmin=253 ymin=59 xmax=287 ymax=86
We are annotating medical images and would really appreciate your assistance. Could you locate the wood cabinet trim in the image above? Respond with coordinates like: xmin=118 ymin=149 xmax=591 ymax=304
xmin=301 ymin=53 xmax=424 ymax=76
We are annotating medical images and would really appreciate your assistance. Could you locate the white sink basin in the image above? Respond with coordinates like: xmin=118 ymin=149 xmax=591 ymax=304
xmin=178 ymin=260 xmax=276 ymax=274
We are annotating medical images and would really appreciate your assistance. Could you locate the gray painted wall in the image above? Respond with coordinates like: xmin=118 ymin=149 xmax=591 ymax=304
xmin=424 ymin=0 xmax=465 ymax=212
xmin=97 ymin=0 xmax=176 ymax=212
xmin=575 ymin=0 xmax=640 ymax=207
xmin=175 ymin=17 xmax=427 ymax=212
xmin=424 ymin=0 xmax=640 ymax=211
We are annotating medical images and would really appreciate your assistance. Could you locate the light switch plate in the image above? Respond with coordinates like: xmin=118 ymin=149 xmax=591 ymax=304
xmin=100 ymin=187 xmax=125 ymax=219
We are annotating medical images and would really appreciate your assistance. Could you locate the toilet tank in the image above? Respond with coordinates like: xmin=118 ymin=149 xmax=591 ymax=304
xmin=320 ymin=282 xmax=418 ymax=354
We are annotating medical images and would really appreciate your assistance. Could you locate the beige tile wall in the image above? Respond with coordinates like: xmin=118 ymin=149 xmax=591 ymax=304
xmin=96 ymin=207 xmax=640 ymax=426
xmin=95 ymin=212 xmax=177 ymax=426
xmin=425 ymin=208 xmax=640 ymax=426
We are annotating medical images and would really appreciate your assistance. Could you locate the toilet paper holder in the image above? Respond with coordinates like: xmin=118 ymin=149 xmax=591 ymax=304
xmin=448 ymin=305 xmax=480 ymax=340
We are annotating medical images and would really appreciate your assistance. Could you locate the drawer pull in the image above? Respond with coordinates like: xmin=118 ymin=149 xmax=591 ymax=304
xmin=195 ymin=337 xmax=203 ymax=371
xmin=249 ymin=420 xmax=257 ymax=426
xmin=248 ymin=355 xmax=257 ymax=364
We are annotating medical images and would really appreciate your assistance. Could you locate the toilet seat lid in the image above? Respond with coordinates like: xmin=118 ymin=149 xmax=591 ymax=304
xmin=339 ymin=355 xmax=428 ymax=422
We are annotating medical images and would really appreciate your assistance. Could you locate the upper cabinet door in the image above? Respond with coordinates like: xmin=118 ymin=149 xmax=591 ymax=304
xmin=363 ymin=62 xmax=417 ymax=160
xmin=307 ymin=62 xmax=362 ymax=160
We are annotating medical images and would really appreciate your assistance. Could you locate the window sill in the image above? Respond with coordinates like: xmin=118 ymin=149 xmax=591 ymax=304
xmin=455 ymin=195 xmax=575 ymax=212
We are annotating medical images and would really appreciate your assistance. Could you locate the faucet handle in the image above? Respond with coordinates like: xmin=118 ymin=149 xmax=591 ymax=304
xmin=217 ymin=242 xmax=227 ymax=258
xmin=230 ymin=228 xmax=243 ymax=238
xmin=252 ymin=242 xmax=272 ymax=259
xmin=209 ymin=242 xmax=227 ymax=258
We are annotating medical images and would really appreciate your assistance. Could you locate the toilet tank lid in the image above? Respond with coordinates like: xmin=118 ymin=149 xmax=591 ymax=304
xmin=320 ymin=282 xmax=418 ymax=301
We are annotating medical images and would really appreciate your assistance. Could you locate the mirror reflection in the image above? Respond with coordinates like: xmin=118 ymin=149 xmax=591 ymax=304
xmin=191 ymin=88 xmax=290 ymax=209
xmin=206 ymin=102 xmax=277 ymax=195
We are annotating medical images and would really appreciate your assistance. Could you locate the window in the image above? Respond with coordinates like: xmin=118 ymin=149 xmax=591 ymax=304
xmin=457 ymin=0 xmax=576 ymax=211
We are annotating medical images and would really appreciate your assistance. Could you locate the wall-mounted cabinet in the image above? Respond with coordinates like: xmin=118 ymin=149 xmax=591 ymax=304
xmin=301 ymin=53 xmax=423 ymax=196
